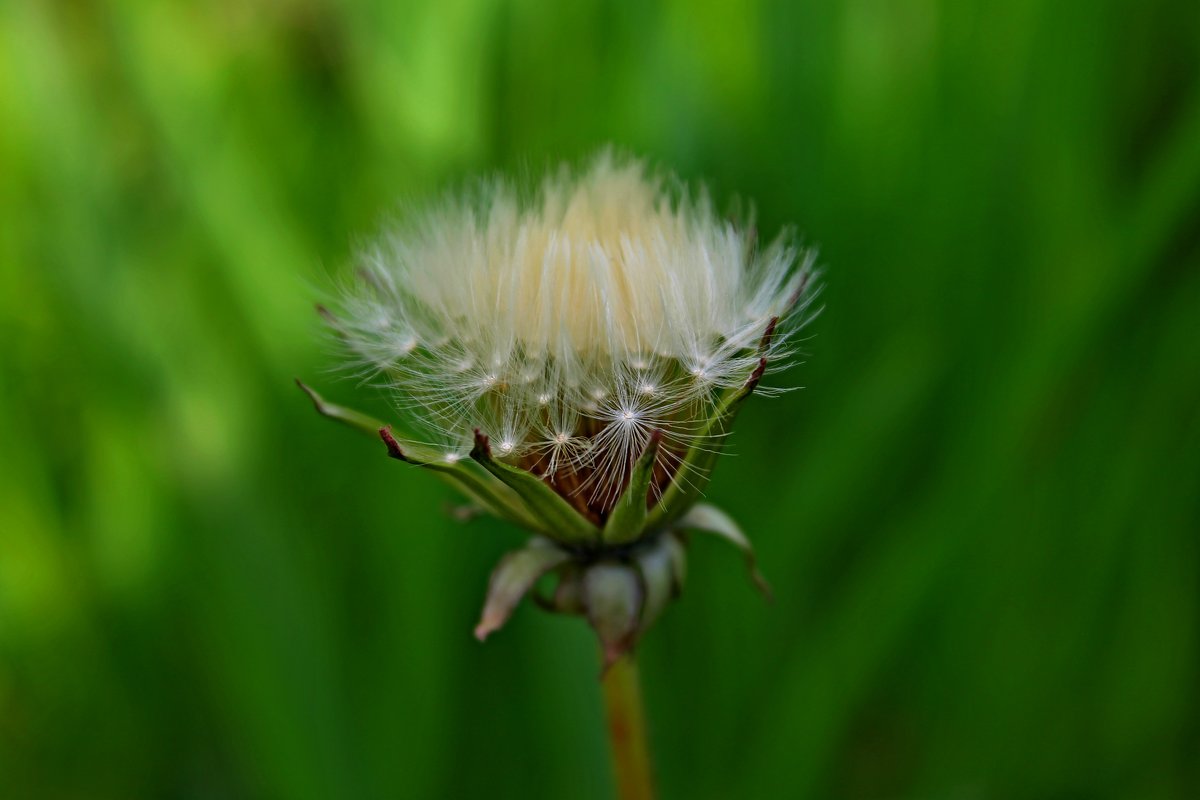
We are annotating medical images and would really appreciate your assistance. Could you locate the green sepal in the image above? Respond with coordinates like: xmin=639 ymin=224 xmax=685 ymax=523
xmin=676 ymin=502 xmax=772 ymax=600
xmin=584 ymin=563 xmax=644 ymax=670
xmin=602 ymin=430 xmax=663 ymax=545
xmin=378 ymin=427 xmax=544 ymax=533
xmin=296 ymin=379 xmax=386 ymax=437
xmin=470 ymin=429 xmax=601 ymax=546
xmin=646 ymin=357 xmax=767 ymax=530
xmin=475 ymin=537 xmax=570 ymax=641
xmin=298 ymin=380 xmax=551 ymax=535
xmin=632 ymin=531 xmax=685 ymax=632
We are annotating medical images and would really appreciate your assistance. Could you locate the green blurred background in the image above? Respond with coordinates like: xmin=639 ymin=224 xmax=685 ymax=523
xmin=2 ymin=1 xmax=1198 ymax=797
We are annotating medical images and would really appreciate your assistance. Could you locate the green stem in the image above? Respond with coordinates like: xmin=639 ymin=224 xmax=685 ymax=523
xmin=601 ymin=654 xmax=656 ymax=800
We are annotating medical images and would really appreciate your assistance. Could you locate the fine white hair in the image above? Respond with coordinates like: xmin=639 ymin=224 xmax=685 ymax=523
xmin=333 ymin=150 xmax=819 ymax=513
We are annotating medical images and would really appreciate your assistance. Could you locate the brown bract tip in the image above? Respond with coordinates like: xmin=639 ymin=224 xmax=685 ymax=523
xmin=296 ymin=378 xmax=337 ymax=418
xmin=786 ymin=268 xmax=814 ymax=311
xmin=746 ymin=357 xmax=768 ymax=392
xmin=471 ymin=428 xmax=492 ymax=460
xmin=378 ymin=426 xmax=407 ymax=461
xmin=759 ymin=316 xmax=780 ymax=352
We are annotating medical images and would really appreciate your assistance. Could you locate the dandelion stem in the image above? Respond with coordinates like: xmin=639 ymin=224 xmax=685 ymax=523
xmin=601 ymin=653 xmax=655 ymax=800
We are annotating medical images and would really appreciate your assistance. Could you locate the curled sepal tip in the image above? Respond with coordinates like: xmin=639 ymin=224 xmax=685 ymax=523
xmin=296 ymin=379 xmax=386 ymax=437
xmin=299 ymin=379 xmax=542 ymax=529
xmin=677 ymin=503 xmax=773 ymax=601
xmin=475 ymin=537 xmax=570 ymax=641
xmin=378 ymin=426 xmax=545 ymax=533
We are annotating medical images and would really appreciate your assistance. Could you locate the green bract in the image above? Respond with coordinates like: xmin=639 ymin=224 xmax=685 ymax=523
xmin=298 ymin=353 xmax=774 ymax=665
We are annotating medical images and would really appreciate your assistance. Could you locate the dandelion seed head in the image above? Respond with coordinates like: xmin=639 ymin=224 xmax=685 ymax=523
xmin=333 ymin=149 xmax=819 ymax=516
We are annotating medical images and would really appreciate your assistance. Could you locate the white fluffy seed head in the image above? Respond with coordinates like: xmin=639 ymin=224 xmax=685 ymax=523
xmin=334 ymin=150 xmax=819 ymax=516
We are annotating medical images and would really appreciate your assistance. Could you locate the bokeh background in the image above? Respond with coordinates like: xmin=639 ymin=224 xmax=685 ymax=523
xmin=3 ymin=1 xmax=1199 ymax=798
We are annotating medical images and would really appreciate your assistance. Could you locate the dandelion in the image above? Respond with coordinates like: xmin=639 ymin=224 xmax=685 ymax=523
xmin=299 ymin=149 xmax=821 ymax=799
